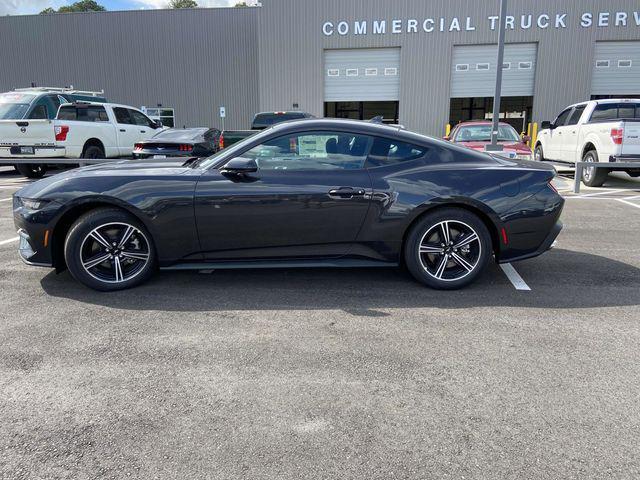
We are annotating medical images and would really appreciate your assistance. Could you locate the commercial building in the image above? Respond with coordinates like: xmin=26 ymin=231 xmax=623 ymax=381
xmin=1 ymin=0 xmax=639 ymax=136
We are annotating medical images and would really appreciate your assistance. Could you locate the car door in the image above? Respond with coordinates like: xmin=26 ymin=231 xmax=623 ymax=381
xmin=561 ymin=104 xmax=586 ymax=162
xmin=112 ymin=107 xmax=140 ymax=156
xmin=194 ymin=130 xmax=373 ymax=260
xmin=128 ymin=108 xmax=157 ymax=141
xmin=544 ymin=107 xmax=573 ymax=161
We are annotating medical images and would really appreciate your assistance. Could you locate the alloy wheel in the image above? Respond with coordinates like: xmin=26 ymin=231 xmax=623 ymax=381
xmin=583 ymin=154 xmax=595 ymax=182
xmin=79 ymin=222 xmax=151 ymax=284
xmin=418 ymin=220 xmax=482 ymax=282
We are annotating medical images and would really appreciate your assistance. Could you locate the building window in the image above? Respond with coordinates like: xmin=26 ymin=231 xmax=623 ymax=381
xmin=384 ymin=67 xmax=398 ymax=76
xmin=476 ymin=63 xmax=490 ymax=71
xmin=144 ymin=107 xmax=175 ymax=128
xmin=595 ymin=60 xmax=610 ymax=68
xmin=502 ymin=62 xmax=511 ymax=70
xmin=518 ymin=61 xmax=532 ymax=70
xmin=455 ymin=64 xmax=469 ymax=72
xmin=327 ymin=68 xmax=340 ymax=77
xmin=364 ymin=68 xmax=378 ymax=76
xmin=618 ymin=60 xmax=632 ymax=68
xmin=346 ymin=68 xmax=358 ymax=77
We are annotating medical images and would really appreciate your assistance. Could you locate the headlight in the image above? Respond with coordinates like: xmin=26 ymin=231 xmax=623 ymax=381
xmin=17 ymin=197 xmax=51 ymax=210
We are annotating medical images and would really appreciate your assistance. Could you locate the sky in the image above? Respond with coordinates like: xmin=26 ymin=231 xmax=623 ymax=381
xmin=0 ymin=0 xmax=246 ymax=16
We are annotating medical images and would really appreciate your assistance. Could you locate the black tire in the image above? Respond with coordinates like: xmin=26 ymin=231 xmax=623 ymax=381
xmin=15 ymin=163 xmax=47 ymax=178
xmin=64 ymin=208 xmax=156 ymax=291
xmin=581 ymin=150 xmax=608 ymax=187
xmin=82 ymin=144 xmax=105 ymax=159
xmin=404 ymin=208 xmax=492 ymax=290
xmin=534 ymin=143 xmax=544 ymax=162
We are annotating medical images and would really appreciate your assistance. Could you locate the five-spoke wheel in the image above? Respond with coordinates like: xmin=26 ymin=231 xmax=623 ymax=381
xmin=65 ymin=209 xmax=156 ymax=291
xmin=405 ymin=208 xmax=491 ymax=289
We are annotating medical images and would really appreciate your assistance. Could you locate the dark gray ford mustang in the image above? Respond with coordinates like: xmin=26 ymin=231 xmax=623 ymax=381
xmin=13 ymin=118 xmax=563 ymax=291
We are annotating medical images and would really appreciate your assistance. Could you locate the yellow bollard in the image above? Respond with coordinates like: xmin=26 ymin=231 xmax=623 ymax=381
xmin=531 ymin=123 xmax=538 ymax=153
xmin=445 ymin=124 xmax=451 ymax=137
xmin=526 ymin=123 xmax=532 ymax=144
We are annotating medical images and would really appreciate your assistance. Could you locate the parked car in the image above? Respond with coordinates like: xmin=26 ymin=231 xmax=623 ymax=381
xmin=133 ymin=127 xmax=221 ymax=159
xmin=445 ymin=121 xmax=533 ymax=160
xmin=0 ymin=102 xmax=164 ymax=178
xmin=219 ymin=111 xmax=314 ymax=148
xmin=13 ymin=118 xmax=563 ymax=292
xmin=0 ymin=87 xmax=107 ymax=177
xmin=535 ymin=99 xmax=640 ymax=186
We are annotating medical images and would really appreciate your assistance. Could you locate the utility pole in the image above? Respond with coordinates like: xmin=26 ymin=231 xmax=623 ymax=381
xmin=486 ymin=0 xmax=507 ymax=152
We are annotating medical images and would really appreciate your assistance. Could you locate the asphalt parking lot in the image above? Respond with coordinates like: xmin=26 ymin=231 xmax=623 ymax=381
xmin=1 ymin=165 xmax=639 ymax=479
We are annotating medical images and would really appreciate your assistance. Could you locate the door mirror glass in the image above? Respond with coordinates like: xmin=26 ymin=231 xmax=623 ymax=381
xmin=220 ymin=157 xmax=258 ymax=174
xmin=541 ymin=121 xmax=552 ymax=130
xmin=521 ymin=135 xmax=531 ymax=143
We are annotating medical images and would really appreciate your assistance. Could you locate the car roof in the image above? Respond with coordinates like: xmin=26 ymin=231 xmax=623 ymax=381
xmin=59 ymin=101 xmax=141 ymax=110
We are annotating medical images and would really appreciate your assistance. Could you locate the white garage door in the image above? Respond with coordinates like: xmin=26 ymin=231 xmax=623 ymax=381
xmin=324 ymin=48 xmax=400 ymax=102
xmin=450 ymin=43 xmax=537 ymax=98
xmin=591 ymin=41 xmax=640 ymax=95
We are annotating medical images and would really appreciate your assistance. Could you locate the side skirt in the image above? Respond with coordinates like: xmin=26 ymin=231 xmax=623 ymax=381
xmin=161 ymin=258 xmax=398 ymax=271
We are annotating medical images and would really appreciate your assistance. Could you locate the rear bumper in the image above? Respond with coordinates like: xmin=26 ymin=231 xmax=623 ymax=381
xmin=0 ymin=145 xmax=66 ymax=158
xmin=609 ymin=155 xmax=640 ymax=163
xmin=498 ymin=220 xmax=562 ymax=264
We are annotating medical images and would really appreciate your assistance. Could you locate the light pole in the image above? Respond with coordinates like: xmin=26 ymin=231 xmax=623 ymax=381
xmin=486 ymin=0 xmax=507 ymax=152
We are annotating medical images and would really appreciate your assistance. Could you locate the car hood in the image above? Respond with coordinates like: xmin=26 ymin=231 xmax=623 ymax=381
xmin=15 ymin=158 xmax=198 ymax=199
xmin=458 ymin=141 xmax=531 ymax=153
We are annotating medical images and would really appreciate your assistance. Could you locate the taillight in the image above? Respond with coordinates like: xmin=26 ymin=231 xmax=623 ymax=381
xmin=54 ymin=125 xmax=69 ymax=141
xmin=611 ymin=127 xmax=624 ymax=145
xmin=219 ymin=135 xmax=224 ymax=149
xmin=179 ymin=144 xmax=193 ymax=152
xmin=134 ymin=143 xmax=143 ymax=151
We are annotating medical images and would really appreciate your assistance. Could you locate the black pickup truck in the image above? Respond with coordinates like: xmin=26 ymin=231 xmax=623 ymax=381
xmin=219 ymin=111 xmax=314 ymax=148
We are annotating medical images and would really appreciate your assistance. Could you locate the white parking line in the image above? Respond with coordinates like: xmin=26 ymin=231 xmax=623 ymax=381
xmin=617 ymin=199 xmax=640 ymax=210
xmin=0 ymin=198 xmax=12 ymax=202
xmin=500 ymin=263 xmax=531 ymax=291
xmin=578 ymin=189 xmax=628 ymax=197
xmin=0 ymin=237 xmax=18 ymax=246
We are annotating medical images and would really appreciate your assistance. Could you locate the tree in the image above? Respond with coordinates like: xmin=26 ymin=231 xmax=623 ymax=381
xmin=169 ymin=0 xmax=198 ymax=8
xmin=40 ymin=0 xmax=106 ymax=14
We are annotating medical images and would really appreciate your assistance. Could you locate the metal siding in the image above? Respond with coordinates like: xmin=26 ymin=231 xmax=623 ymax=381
xmin=451 ymin=43 xmax=537 ymax=98
xmin=0 ymin=8 xmax=259 ymax=130
xmin=260 ymin=0 xmax=640 ymax=136
xmin=591 ymin=41 xmax=640 ymax=95
xmin=324 ymin=48 xmax=400 ymax=101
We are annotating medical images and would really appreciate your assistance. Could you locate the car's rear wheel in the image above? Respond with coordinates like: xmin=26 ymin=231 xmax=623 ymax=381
xmin=82 ymin=145 xmax=105 ymax=159
xmin=404 ymin=208 xmax=492 ymax=290
xmin=15 ymin=163 xmax=47 ymax=178
xmin=581 ymin=150 xmax=608 ymax=187
xmin=64 ymin=208 xmax=156 ymax=291
xmin=534 ymin=144 xmax=544 ymax=162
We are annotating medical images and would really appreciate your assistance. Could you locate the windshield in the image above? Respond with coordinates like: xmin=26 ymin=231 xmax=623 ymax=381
xmin=0 ymin=92 xmax=36 ymax=119
xmin=454 ymin=124 xmax=520 ymax=142
xmin=199 ymin=127 xmax=277 ymax=169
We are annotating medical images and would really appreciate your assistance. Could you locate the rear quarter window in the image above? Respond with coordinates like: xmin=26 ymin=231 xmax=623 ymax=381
xmin=366 ymin=137 xmax=428 ymax=168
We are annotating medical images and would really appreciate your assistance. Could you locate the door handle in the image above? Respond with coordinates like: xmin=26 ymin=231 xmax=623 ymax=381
xmin=140 ymin=130 xmax=146 ymax=133
xmin=328 ymin=187 xmax=366 ymax=199
xmin=119 ymin=129 xmax=126 ymax=132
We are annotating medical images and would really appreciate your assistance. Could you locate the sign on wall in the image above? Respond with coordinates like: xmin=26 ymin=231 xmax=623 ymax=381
xmin=322 ymin=11 xmax=640 ymax=36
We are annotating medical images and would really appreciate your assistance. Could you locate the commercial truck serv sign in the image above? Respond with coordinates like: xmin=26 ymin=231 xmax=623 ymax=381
xmin=322 ymin=11 xmax=640 ymax=36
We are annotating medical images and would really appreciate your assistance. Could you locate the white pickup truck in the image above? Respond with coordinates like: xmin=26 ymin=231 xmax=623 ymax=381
xmin=0 ymin=102 xmax=164 ymax=177
xmin=534 ymin=99 xmax=640 ymax=187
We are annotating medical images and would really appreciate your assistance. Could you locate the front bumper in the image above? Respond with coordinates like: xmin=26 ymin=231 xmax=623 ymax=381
xmin=13 ymin=199 xmax=58 ymax=268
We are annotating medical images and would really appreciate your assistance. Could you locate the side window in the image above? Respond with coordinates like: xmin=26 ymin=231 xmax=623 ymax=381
xmin=554 ymin=108 xmax=572 ymax=126
xmin=128 ymin=109 xmax=154 ymax=127
xmin=113 ymin=107 xmax=133 ymax=125
xmin=57 ymin=106 xmax=78 ymax=120
xmin=84 ymin=106 xmax=109 ymax=122
xmin=366 ymin=137 xmax=427 ymax=168
xmin=48 ymin=95 xmax=62 ymax=114
xmin=240 ymin=131 xmax=372 ymax=171
xmin=28 ymin=104 xmax=48 ymax=119
xmin=566 ymin=105 xmax=586 ymax=126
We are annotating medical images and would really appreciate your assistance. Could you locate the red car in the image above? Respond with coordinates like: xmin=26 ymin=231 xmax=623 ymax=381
xmin=445 ymin=121 xmax=533 ymax=160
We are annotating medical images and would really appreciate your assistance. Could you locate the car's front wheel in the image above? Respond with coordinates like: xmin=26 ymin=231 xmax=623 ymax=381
xmin=15 ymin=163 xmax=47 ymax=178
xmin=534 ymin=144 xmax=544 ymax=162
xmin=404 ymin=208 xmax=492 ymax=289
xmin=64 ymin=208 xmax=156 ymax=291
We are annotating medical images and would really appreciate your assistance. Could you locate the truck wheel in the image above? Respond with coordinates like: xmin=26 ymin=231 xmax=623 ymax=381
xmin=534 ymin=144 xmax=544 ymax=162
xmin=581 ymin=150 xmax=608 ymax=187
xmin=15 ymin=164 xmax=47 ymax=179
xmin=82 ymin=145 xmax=105 ymax=159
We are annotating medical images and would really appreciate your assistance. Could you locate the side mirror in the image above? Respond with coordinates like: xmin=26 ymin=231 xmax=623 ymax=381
xmin=220 ymin=157 xmax=258 ymax=175
xmin=442 ymin=135 xmax=451 ymax=141
xmin=152 ymin=120 xmax=163 ymax=129
xmin=522 ymin=135 xmax=531 ymax=143
xmin=540 ymin=121 xmax=552 ymax=130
